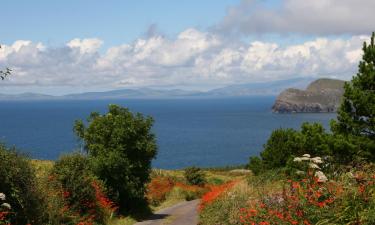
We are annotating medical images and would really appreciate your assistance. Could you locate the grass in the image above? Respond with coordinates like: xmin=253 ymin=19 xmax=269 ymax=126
xmin=199 ymin=163 xmax=375 ymax=225
xmin=30 ymin=160 xmax=247 ymax=225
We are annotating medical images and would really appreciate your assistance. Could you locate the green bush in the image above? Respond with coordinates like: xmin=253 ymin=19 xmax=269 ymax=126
xmin=74 ymin=104 xmax=157 ymax=212
xmin=49 ymin=153 xmax=113 ymax=225
xmin=248 ymin=156 xmax=264 ymax=176
xmin=249 ymin=122 xmax=331 ymax=174
xmin=184 ymin=167 xmax=206 ymax=186
xmin=0 ymin=144 xmax=45 ymax=225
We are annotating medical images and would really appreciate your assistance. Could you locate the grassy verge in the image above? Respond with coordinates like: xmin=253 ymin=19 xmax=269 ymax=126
xmin=30 ymin=160 xmax=247 ymax=225
xmin=199 ymin=163 xmax=375 ymax=225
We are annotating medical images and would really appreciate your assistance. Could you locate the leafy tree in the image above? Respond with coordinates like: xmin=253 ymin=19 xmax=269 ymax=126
xmin=331 ymin=32 xmax=375 ymax=160
xmin=74 ymin=104 xmax=157 ymax=211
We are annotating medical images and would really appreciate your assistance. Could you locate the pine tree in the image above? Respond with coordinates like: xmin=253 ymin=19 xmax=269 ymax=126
xmin=332 ymin=32 xmax=375 ymax=160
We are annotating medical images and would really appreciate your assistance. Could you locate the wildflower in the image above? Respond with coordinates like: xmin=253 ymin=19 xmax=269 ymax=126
xmin=308 ymin=163 xmax=320 ymax=169
xmin=1 ymin=203 xmax=11 ymax=209
xmin=315 ymin=171 xmax=328 ymax=183
xmin=296 ymin=170 xmax=305 ymax=175
xmin=293 ymin=157 xmax=302 ymax=162
xmin=300 ymin=157 xmax=310 ymax=161
xmin=311 ymin=157 xmax=323 ymax=164
xmin=0 ymin=193 xmax=5 ymax=201
xmin=302 ymin=154 xmax=311 ymax=158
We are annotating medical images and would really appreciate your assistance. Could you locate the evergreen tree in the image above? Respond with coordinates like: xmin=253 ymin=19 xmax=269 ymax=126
xmin=332 ymin=32 xmax=375 ymax=160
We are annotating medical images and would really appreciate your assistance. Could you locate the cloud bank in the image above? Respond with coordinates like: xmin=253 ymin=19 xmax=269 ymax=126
xmin=218 ymin=0 xmax=375 ymax=35
xmin=0 ymin=29 xmax=367 ymax=93
xmin=2 ymin=0 xmax=374 ymax=94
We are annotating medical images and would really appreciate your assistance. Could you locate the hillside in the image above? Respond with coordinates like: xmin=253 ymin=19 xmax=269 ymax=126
xmin=272 ymin=78 xmax=345 ymax=113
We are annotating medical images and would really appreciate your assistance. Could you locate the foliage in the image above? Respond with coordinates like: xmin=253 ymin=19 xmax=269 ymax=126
xmin=0 ymin=144 xmax=45 ymax=225
xmin=146 ymin=177 xmax=175 ymax=206
xmin=74 ymin=104 xmax=157 ymax=212
xmin=48 ymin=153 xmax=117 ymax=225
xmin=249 ymin=122 xmax=330 ymax=173
xmin=199 ymin=181 xmax=252 ymax=225
xmin=331 ymin=32 xmax=375 ymax=161
xmin=199 ymin=158 xmax=375 ymax=225
xmin=248 ymin=156 xmax=264 ymax=176
xmin=199 ymin=181 xmax=238 ymax=211
xmin=184 ymin=166 xmax=207 ymax=186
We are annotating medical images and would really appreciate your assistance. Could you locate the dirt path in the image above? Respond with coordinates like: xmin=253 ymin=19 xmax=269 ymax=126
xmin=134 ymin=199 xmax=200 ymax=225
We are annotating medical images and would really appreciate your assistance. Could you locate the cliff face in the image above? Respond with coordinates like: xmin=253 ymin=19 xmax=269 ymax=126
xmin=272 ymin=78 xmax=345 ymax=113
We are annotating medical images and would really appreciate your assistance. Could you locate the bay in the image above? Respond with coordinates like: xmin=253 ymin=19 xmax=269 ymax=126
xmin=0 ymin=97 xmax=336 ymax=169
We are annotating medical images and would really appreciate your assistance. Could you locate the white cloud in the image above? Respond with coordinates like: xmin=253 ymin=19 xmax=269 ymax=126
xmin=218 ymin=0 xmax=375 ymax=35
xmin=67 ymin=38 xmax=103 ymax=54
xmin=0 ymin=29 xmax=369 ymax=94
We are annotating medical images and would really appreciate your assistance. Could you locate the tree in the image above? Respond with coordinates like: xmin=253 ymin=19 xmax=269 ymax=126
xmin=74 ymin=104 xmax=157 ymax=211
xmin=332 ymin=32 xmax=375 ymax=160
xmin=0 ymin=45 xmax=11 ymax=80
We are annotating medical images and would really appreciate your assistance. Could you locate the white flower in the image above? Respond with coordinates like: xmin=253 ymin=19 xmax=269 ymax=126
xmin=1 ymin=203 xmax=11 ymax=209
xmin=315 ymin=171 xmax=328 ymax=183
xmin=311 ymin=157 xmax=323 ymax=164
xmin=309 ymin=163 xmax=321 ymax=169
xmin=293 ymin=157 xmax=302 ymax=162
xmin=0 ymin=193 xmax=5 ymax=201
xmin=302 ymin=154 xmax=311 ymax=158
xmin=296 ymin=170 xmax=305 ymax=175
xmin=300 ymin=157 xmax=310 ymax=161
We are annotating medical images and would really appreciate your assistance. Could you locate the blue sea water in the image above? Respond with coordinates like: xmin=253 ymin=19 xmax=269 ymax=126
xmin=0 ymin=97 xmax=336 ymax=169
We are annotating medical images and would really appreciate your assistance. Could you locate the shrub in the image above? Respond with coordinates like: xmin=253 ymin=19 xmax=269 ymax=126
xmin=74 ymin=105 xmax=157 ymax=212
xmin=49 ymin=153 xmax=116 ymax=224
xmin=184 ymin=167 xmax=206 ymax=186
xmin=0 ymin=144 xmax=45 ymax=225
xmin=248 ymin=156 xmax=264 ymax=176
xmin=249 ymin=122 xmax=331 ymax=174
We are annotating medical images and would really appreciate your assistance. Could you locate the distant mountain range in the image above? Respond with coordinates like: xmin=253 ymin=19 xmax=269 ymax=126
xmin=0 ymin=77 xmax=317 ymax=101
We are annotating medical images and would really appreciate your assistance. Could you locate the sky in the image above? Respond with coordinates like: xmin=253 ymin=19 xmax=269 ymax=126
xmin=0 ymin=0 xmax=374 ymax=95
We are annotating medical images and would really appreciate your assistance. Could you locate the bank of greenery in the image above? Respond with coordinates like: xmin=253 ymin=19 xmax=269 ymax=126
xmin=199 ymin=33 xmax=375 ymax=225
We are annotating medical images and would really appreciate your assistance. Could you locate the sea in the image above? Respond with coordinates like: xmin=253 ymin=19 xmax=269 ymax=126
xmin=0 ymin=97 xmax=336 ymax=169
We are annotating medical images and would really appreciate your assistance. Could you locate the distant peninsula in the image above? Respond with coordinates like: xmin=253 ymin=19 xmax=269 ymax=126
xmin=272 ymin=78 xmax=345 ymax=113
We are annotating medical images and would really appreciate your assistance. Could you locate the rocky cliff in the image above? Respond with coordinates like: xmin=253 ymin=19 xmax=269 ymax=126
xmin=272 ymin=78 xmax=345 ymax=113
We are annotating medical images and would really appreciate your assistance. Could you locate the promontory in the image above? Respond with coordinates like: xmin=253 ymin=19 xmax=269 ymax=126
xmin=272 ymin=78 xmax=345 ymax=113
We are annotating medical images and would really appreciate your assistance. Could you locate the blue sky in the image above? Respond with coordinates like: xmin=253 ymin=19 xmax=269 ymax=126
xmin=0 ymin=0 xmax=240 ymax=48
xmin=0 ymin=0 xmax=374 ymax=95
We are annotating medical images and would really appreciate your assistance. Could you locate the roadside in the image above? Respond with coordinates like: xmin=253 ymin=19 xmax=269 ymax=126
xmin=134 ymin=199 xmax=200 ymax=225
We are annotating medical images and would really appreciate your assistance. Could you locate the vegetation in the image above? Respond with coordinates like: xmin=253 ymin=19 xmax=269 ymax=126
xmin=331 ymin=33 xmax=375 ymax=161
xmin=184 ymin=167 xmax=207 ymax=186
xmin=0 ymin=144 xmax=45 ymax=225
xmin=74 ymin=104 xmax=157 ymax=212
xmin=200 ymin=33 xmax=375 ymax=225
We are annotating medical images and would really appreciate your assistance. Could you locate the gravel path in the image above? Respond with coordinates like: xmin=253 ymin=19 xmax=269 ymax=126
xmin=134 ymin=199 xmax=200 ymax=225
